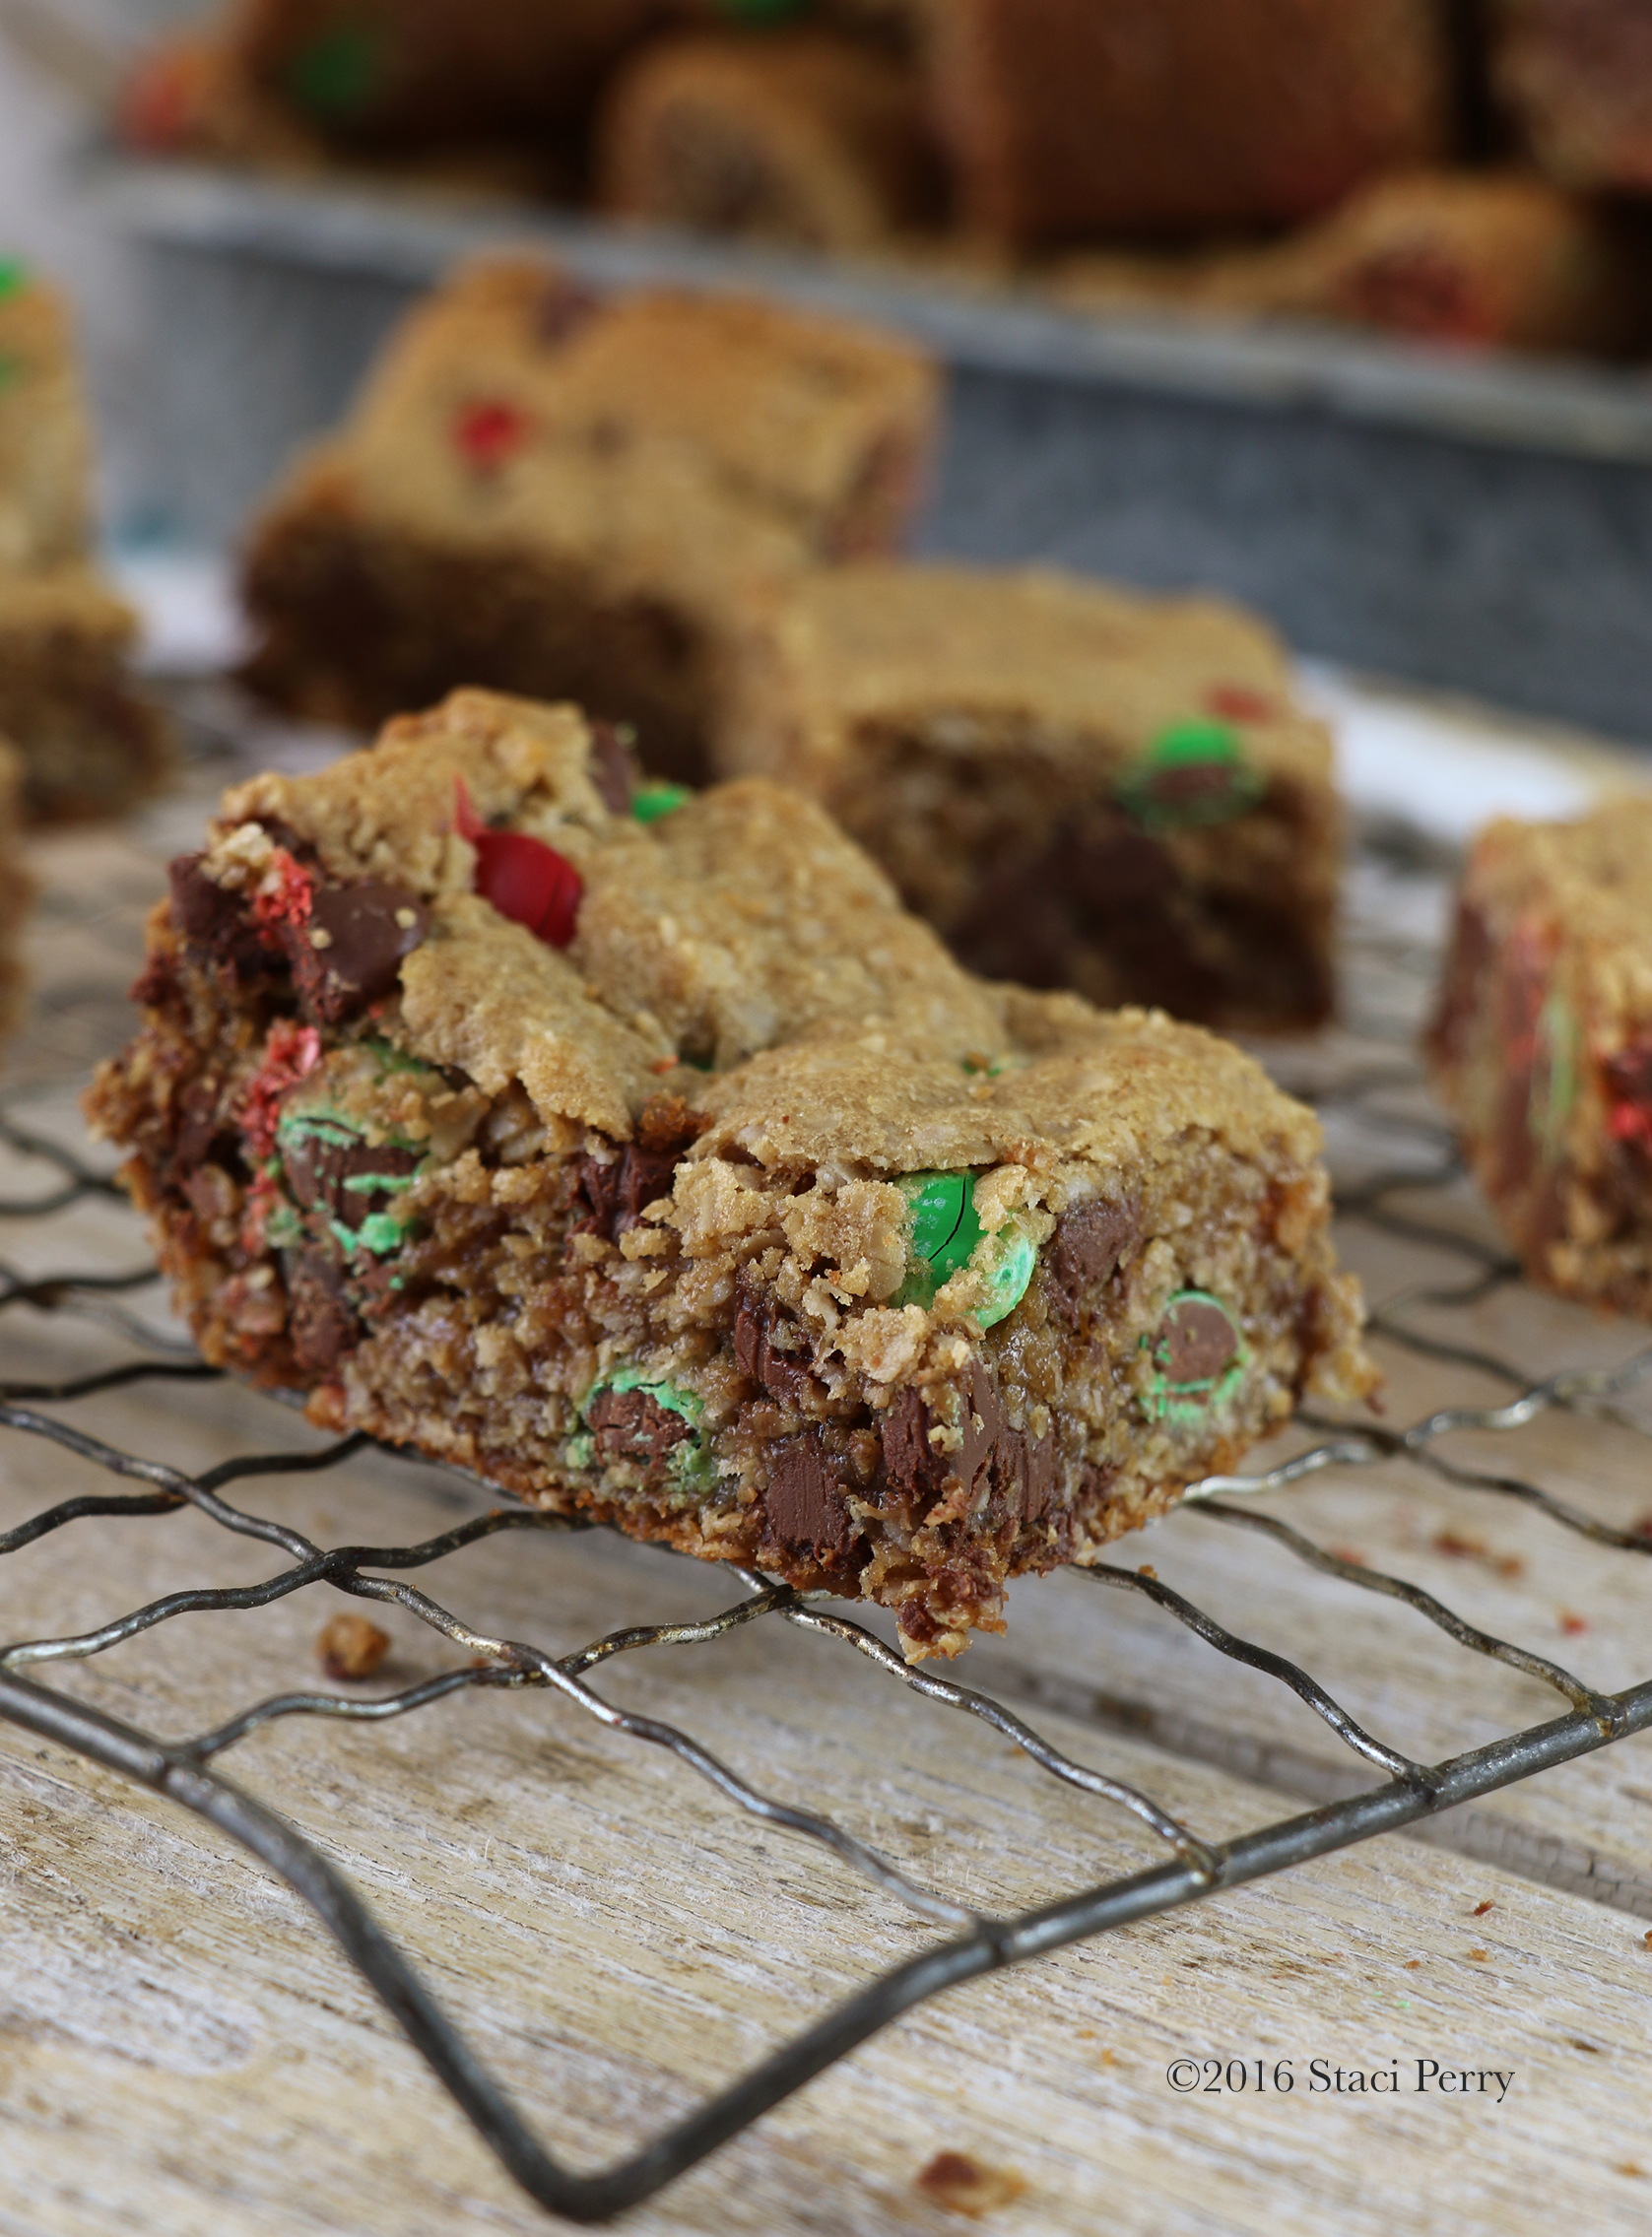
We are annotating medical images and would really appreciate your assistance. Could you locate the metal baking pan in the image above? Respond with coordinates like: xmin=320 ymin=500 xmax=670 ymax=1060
xmin=82 ymin=150 xmax=1652 ymax=746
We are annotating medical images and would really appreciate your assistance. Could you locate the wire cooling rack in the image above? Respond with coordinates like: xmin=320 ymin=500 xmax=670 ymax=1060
xmin=5 ymin=814 xmax=1652 ymax=2225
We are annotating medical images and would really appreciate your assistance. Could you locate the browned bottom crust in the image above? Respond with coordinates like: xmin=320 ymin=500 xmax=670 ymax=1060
xmin=241 ymin=506 xmax=723 ymax=787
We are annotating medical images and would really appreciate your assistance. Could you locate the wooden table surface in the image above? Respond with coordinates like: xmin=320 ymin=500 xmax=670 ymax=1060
xmin=6 ymin=733 xmax=1652 ymax=2237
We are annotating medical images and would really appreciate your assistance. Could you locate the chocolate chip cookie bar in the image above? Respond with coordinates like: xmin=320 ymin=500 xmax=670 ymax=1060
xmin=722 ymin=563 xmax=1341 ymax=1031
xmin=597 ymin=29 xmax=941 ymax=251
xmin=0 ymin=263 xmax=171 ymax=821
xmin=926 ymin=0 xmax=1453 ymax=245
xmin=89 ymin=687 xmax=1373 ymax=1659
xmin=0 ymin=738 xmax=31 ymax=1039
xmin=1492 ymin=0 xmax=1652 ymax=195
xmin=241 ymin=257 xmax=940 ymax=784
xmin=1428 ymin=798 xmax=1652 ymax=1316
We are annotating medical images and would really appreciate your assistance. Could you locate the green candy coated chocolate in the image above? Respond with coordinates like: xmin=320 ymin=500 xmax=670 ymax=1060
xmin=582 ymin=1365 xmax=717 ymax=1489
xmin=1116 ymin=718 xmax=1265 ymax=834
xmin=0 ymin=259 xmax=28 ymax=302
xmin=1143 ymin=1288 xmax=1247 ymax=1425
xmin=632 ymin=782 xmax=693 ymax=824
xmin=894 ymin=1172 xmax=1034 ymax=1328
xmin=285 ymin=26 xmax=386 ymax=118
xmin=1531 ymin=988 xmax=1580 ymax=1165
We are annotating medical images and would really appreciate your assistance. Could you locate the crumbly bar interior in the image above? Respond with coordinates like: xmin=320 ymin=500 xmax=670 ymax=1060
xmin=91 ymin=690 xmax=1372 ymax=1658
xmin=1428 ymin=801 xmax=1652 ymax=1317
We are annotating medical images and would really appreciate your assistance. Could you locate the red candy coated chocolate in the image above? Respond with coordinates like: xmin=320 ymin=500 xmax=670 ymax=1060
xmin=456 ymin=780 xmax=582 ymax=949
xmin=452 ymin=398 xmax=530 ymax=473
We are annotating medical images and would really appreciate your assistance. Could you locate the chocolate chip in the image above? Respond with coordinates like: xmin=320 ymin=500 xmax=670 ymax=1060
xmin=571 ymin=1141 xmax=682 ymax=1240
xmin=991 ymin=1427 xmax=1060 ymax=1525
xmin=1160 ymin=1298 xmax=1238 ymax=1385
xmin=762 ymin=1432 xmax=857 ymax=1560
xmin=587 ymin=1386 xmax=694 ymax=1469
xmin=167 ymin=854 xmax=269 ymax=979
xmin=882 ymin=1360 xmax=1003 ymax=1503
xmin=284 ymin=1248 xmax=360 ymax=1372
xmin=587 ymin=719 xmax=638 ymax=816
xmin=537 ymin=277 xmax=602 ymax=346
xmin=284 ymin=1135 xmax=422 ymax=1230
xmin=733 ymin=1277 xmax=819 ymax=1408
xmin=283 ymin=882 xmax=430 ymax=1025
xmin=1049 ymin=1197 xmax=1138 ymax=1321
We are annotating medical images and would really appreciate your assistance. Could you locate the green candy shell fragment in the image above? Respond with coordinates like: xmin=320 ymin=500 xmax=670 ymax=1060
xmin=0 ymin=259 xmax=28 ymax=303
xmin=1143 ymin=1289 xmax=1247 ymax=1424
xmin=1530 ymin=988 xmax=1580 ymax=1166
xmin=632 ymin=782 xmax=694 ymax=825
xmin=894 ymin=1172 xmax=1035 ymax=1329
xmin=285 ymin=26 xmax=387 ymax=118
xmin=1116 ymin=718 xmax=1266 ymax=834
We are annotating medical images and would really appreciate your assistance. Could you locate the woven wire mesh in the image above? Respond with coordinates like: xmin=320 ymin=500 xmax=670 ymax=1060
xmin=4 ymin=813 xmax=1652 ymax=2224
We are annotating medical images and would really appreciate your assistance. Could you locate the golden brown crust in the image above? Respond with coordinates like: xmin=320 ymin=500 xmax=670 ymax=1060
xmin=0 ymin=272 xmax=94 ymax=574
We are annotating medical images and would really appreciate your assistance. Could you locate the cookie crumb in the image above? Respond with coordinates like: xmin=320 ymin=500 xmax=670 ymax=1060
xmin=916 ymin=2151 xmax=1027 ymax=2217
xmin=318 ymin=1612 xmax=391 ymax=1680
xmin=1560 ymin=1611 xmax=1589 ymax=1636
xmin=1472 ymin=1900 xmax=1495 ymax=1917
xmin=1469 ymin=1947 xmax=1489 ymax=1962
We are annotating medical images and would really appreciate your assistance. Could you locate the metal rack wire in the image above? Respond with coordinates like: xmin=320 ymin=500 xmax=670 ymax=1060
xmin=4 ymin=826 xmax=1652 ymax=2225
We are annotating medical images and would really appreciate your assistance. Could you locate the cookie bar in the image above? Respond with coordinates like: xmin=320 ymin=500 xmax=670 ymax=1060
xmin=0 ymin=739 xmax=30 ymax=1040
xmin=722 ymin=563 xmax=1340 ymax=1031
xmin=1491 ymin=0 xmax=1652 ymax=193
xmin=0 ymin=261 xmax=93 ymax=573
xmin=0 ymin=569 xmax=173 ymax=822
xmin=1054 ymin=170 xmax=1652 ymax=359
xmin=240 ymin=257 xmax=940 ymax=783
xmin=1427 ymin=798 xmax=1652 ymax=1316
xmin=926 ymin=0 xmax=1454 ymax=245
xmin=231 ymin=0 xmax=659 ymax=150
xmin=89 ymin=687 xmax=1373 ymax=1660
xmin=597 ymin=31 xmax=941 ymax=250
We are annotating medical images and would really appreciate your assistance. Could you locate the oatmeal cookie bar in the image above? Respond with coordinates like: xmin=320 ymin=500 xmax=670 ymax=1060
xmin=1428 ymin=798 xmax=1652 ymax=1316
xmin=229 ymin=0 xmax=660 ymax=151
xmin=240 ymin=257 xmax=940 ymax=783
xmin=1053 ymin=169 xmax=1652 ymax=360
xmin=90 ymin=687 xmax=1372 ymax=1658
xmin=0 ymin=569 xmax=173 ymax=822
xmin=0 ymin=739 xmax=30 ymax=1040
xmin=597 ymin=30 xmax=941 ymax=250
xmin=0 ymin=261 xmax=93 ymax=574
xmin=926 ymin=0 xmax=1454 ymax=247
xmin=1491 ymin=0 xmax=1652 ymax=194
xmin=722 ymin=563 xmax=1340 ymax=1031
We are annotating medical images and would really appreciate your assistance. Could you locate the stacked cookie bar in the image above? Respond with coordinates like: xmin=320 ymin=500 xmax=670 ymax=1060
xmin=724 ymin=563 xmax=1342 ymax=1031
xmin=241 ymin=257 xmax=940 ymax=781
xmin=0 ymin=263 xmax=170 ymax=820
xmin=90 ymin=688 xmax=1374 ymax=1659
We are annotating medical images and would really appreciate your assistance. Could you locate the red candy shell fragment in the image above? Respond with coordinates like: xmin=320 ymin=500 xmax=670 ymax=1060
xmin=452 ymin=398 xmax=530 ymax=473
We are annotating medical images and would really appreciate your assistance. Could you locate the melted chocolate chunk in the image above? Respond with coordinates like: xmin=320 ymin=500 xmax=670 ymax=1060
xmin=284 ymin=1135 xmax=422 ymax=1230
xmin=285 ymin=1248 xmax=361 ymax=1373
xmin=762 ymin=1432 xmax=858 ymax=1561
xmin=587 ymin=1386 xmax=694 ymax=1469
xmin=1160 ymin=1299 xmax=1238 ymax=1385
xmin=587 ymin=719 xmax=638 ymax=816
xmin=733 ymin=1275 xmax=819 ymax=1408
xmin=1049 ymin=1197 xmax=1139 ymax=1321
xmin=882 ymin=1360 xmax=1004 ymax=1503
xmin=167 ymin=854 xmax=270 ymax=979
xmin=284 ymin=882 xmax=430 ymax=1025
xmin=572 ymin=1142 xmax=683 ymax=1239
